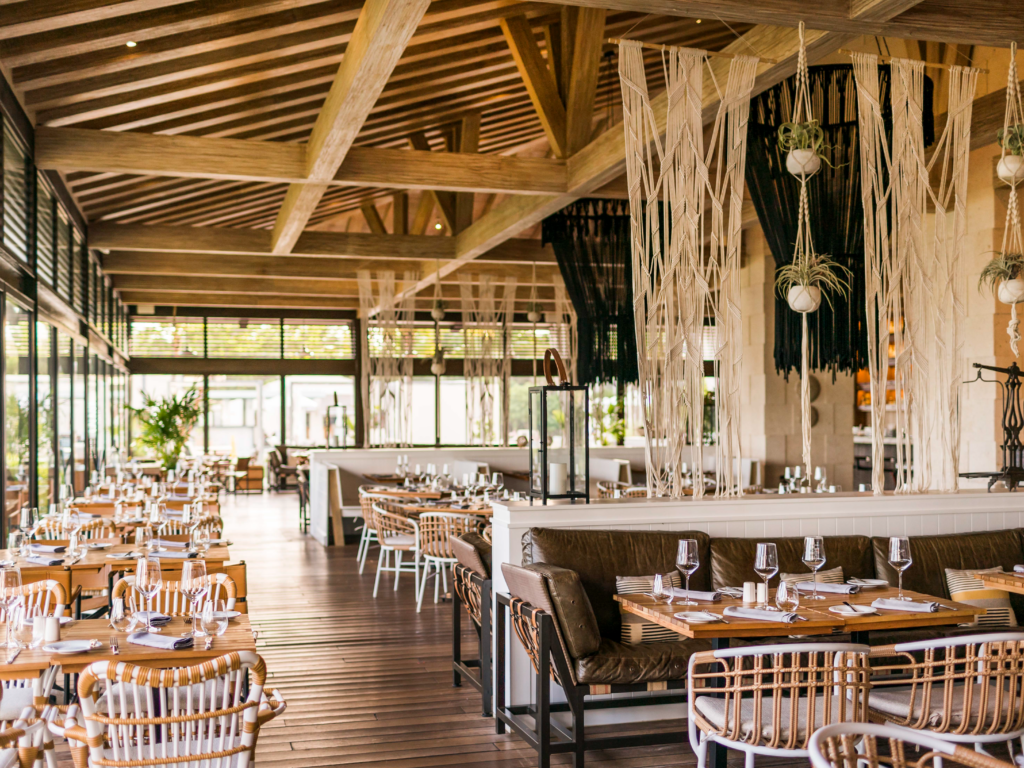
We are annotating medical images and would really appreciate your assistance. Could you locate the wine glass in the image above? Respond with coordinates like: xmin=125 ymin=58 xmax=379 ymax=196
xmin=193 ymin=527 xmax=211 ymax=555
xmin=7 ymin=531 xmax=23 ymax=559
xmin=201 ymin=599 xmax=229 ymax=647
xmin=136 ymin=524 xmax=154 ymax=553
xmin=888 ymin=537 xmax=913 ymax=601
xmin=754 ymin=543 xmax=779 ymax=610
xmin=491 ymin=473 xmax=504 ymax=495
xmin=180 ymin=560 xmax=208 ymax=638
xmin=0 ymin=568 xmax=22 ymax=649
xmin=109 ymin=597 xmax=134 ymax=633
xmin=676 ymin=539 xmax=700 ymax=606
xmin=652 ymin=574 xmax=668 ymax=604
xmin=776 ymin=580 xmax=800 ymax=613
xmin=802 ymin=536 xmax=827 ymax=600
xmin=135 ymin=557 xmax=163 ymax=634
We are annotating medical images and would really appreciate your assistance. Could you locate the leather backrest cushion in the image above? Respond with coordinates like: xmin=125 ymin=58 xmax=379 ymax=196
xmin=710 ymin=536 xmax=874 ymax=589
xmin=529 ymin=563 xmax=602 ymax=660
xmin=452 ymin=534 xmax=491 ymax=579
xmin=873 ymin=530 xmax=1024 ymax=612
xmin=522 ymin=528 xmax=711 ymax=638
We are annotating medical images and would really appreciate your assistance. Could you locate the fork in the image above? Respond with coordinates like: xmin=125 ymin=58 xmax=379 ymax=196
xmin=109 ymin=636 xmax=119 ymax=655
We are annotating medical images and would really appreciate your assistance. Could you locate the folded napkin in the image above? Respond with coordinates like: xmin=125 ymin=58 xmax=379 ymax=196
xmin=26 ymin=555 xmax=64 ymax=566
xmin=794 ymin=581 xmax=860 ymax=595
xmin=848 ymin=578 xmax=888 ymax=586
xmin=723 ymin=606 xmax=800 ymax=623
xmin=133 ymin=611 xmax=172 ymax=626
xmin=128 ymin=632 xmax=193 ymax=650
xmin=152 ymin=539 xmax=188 ymax=549
xmin=665 ymin=587 xmax=720 ymax=603
xmin=872 ymin=598 xmax=940 ymax=613
xmin=717 ymin=587 xmax=744 ymax=598
xmin=151 ymin=551 xmax=197 ymax=559
xmin=29 ymin=544 xmax=66 ymax=553
xmin=1014 ymin=565 xmax=1024 ymax=574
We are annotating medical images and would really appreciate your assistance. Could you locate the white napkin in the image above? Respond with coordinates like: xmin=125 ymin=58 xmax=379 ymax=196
xmin=26 ymin=555 xmax=63 ymax=566
xmin=665 ymin=588 xmax=720 ymax=603
xmin=29 ymin=544 xmax=66 ymax=553
xmin=152 ymin=539 xmax=188 ymax=549
xmin=723 ymin=606 xmax=800 ymax=623
xmin=151 ymin=551 xmax=197 ymax=559
xmin=1014 ymin=565 xmax=1024 ymax=574
xmin=127 ymin=632 xmax=193 ymax=650
xmin=871 ymin=598 xmax=940 ymax=613
xmin=794 ymin=581 xmax=860 ymax=595
xmin=133 ymin=611 xmax=172 ymax=626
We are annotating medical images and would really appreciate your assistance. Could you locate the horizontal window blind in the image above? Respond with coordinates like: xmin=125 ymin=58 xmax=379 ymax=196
xmin=73 ymin=229 xmax=85 ymax=314
xmin=56 ymin=207 xmax=71 ymax=301
xmin=205 ymin=317 xmax=279 ymax=358
xmin=35 ymin=174 xmax=54 ymax=286
xmin=2 ymin=119 xmax=29 ymax=263
xmin=283 ymin=319 xmax=354 ymax=359
xmin=129 ymin=317 xmax=204 ymax=357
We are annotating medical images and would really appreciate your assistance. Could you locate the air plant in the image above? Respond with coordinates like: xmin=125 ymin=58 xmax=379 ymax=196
xmin=978 ymin=251 xmax=1024 ymax=292
xmin=998 ymin=126 xmax=1024 ymax=157
xmin=775 ymin=253 xmax=852 ymax=310
xmin=777 ymin=120 xmax=841 ymax=167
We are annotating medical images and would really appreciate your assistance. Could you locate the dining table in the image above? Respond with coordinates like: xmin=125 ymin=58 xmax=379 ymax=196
xmin=0 ymin=543 xmax=232 ymax=573
xmin=974 ymin=570 xmax=1024 ymax=594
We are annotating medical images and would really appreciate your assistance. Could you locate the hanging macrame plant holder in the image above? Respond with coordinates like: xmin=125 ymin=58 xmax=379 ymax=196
xmin=996 ymin=43 xmax=1024 ymax=356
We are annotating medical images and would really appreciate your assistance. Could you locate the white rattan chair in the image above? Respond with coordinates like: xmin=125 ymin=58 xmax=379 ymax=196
xmin=112 ymin=573 xmax=236 ymax=614
xmin=688 ymin=642 xmax=872 ymax=768
xmin=373 ymin=507 xmax=420 ymax=599
xmin=32 ymin=519 xmax=115 ymax=541
xmin=868 ymin=632 xmax=1024 ymax=756
xmin=357 ymin=489 xmax=403 ymax=575
xmin=0 ymin=711 xmax=49 ymax=768
xmin=415 ymin=513 xmax=481 ymax=613
xmin=810 ymin=722 xmax=1017 ymax=768
xmin=47 ymin=651 xmax=285 ymax=768
xmin=161 ymin=515 xmax=224 ymax=538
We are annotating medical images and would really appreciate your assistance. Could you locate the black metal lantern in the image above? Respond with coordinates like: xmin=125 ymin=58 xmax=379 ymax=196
xmin=528 ymin=349 xmax=589 ymax=504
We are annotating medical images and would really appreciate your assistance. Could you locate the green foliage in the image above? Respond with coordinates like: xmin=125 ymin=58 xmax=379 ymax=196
xmin=591 ymin=397 xmax=625 ymax=446
xmin=777 ymin=120 xmax=842 ymax=167
xmin=129 ymin=385 xmax=202 ymax=469
xmin=978 ymin=252 xmax=1024 ymax=292
xmin=774 ymin=253 xmax=852 ymax=310
xmin=998 ymin=125 xmax=1024 ymax=157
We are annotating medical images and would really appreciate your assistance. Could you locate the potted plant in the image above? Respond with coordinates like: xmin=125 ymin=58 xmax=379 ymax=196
xmin=997 ymin=126 xmax=1024 ymax=184
xmin=775 ymin=253 xmax=852 ymax=313
xmin=777 ymin=119 xmax=831 ymax=177
xmin=430 ymin=299 xmax=445 ymax=321
xmin=527 ymin=302 xmax=543 ymax=323
xmin=979 ymin=251 xmax=1024 ymax=304
xmin=129 ymin=385 xmax=203 ymax=470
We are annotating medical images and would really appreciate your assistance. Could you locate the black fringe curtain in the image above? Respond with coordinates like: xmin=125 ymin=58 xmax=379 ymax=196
xmin=745 ymin=64 xmax=933 ymax=378
xmin=542 ymin=199 xmax=638 ymax=386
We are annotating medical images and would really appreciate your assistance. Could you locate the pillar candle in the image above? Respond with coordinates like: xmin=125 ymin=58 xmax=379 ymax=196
xmin=548 ymin=463 xmax=568 ymax=495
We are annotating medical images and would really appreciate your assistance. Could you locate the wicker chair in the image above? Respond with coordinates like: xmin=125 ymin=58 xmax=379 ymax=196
xmin=373 ymin=507 xmax=420 ymax=599
xmin=810 ymin=722 xmax=1017 ymax=768
xmin=112 ymin=572 xmax=236 ymax=614
xmin=0 ymin=714 xmax=48 ymax=768
xmin=357 ymin=490 xmax=407 ymax=576
xmin=687 ymin=642 xmax=872 ymax=768
xmin=451 ymin=534 xmax=493 ymax=717
xmin=160 ymin=515 xmax=223 ymax=538
xmin=32 ymin=518 xmax=115 ymax=541
xmin=47 ymin=651 xmax=285 ymax=768
xmin=868 ymin=632 xmax=1024 ymax=755
xmin=595 ymin=480 xmax=648 ymax=499
xmin=416 ymin=513 xmax=482 ymax=613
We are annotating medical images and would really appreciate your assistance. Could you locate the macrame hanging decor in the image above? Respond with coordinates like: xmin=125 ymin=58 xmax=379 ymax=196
xmin=986 ymin=43 xmax=1024 ymax=355
xmin=852 ymin=53 xmax=979 ymax=493
xmin=357 ymin=270 xmax=417 ymax=447
xmin=773 ymin=23 xmax=852 ymax=484
xmin=618 ymin=40 xmax=758 ymax=498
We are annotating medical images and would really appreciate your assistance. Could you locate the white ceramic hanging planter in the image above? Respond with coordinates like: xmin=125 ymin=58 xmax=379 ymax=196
xmin=787 ymin=284 xmax=822 ymax=313
xmin=998 ymin=278 xmax=1024 ymax=305
xmin=786 ymin=149 xmax=821 ymax=178
xmin=527 ymin=308 xmax=543 ymax=323
xmin=997 ymin=155 xmax=1024 ymax=185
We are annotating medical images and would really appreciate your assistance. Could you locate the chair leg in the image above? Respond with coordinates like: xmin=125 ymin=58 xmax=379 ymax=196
xmin=694 ymin=734 xmax=709 ymax=768
xmin=440 ymin=561 xmax=449 ymax=598
xmin=568 ymin=686 xmax=585 ymax=768
xmin=356 ymin=527 xmax=369 ymax=573
xmin=394 ymin=551 xmax=403 ymax=590
xmin=744 ymin=750 xmax=755 ymax=768
xmin=417 ymin=560 xmax=431 ymax=613
xmin=373 ymin=548 xmax=388 ymax=598
xmin=434 ymin=562 xmax=441 ymax=604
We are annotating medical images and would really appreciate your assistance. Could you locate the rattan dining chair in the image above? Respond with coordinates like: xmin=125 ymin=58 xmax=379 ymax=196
xmin=111 ymin=572 xmax=236 ymax=614
xmin=46 ymin=651 xmax=285 ymax=768
xmin=32 ymin=519 xmax=115 ymax=541
xmin=357 ymin=487 xmax=389 ymax=575
xmin=373 ymin=507 xmax=420 ymax=599
xmin=809 ymin=722 xmax=1017 ymax=768
xmin=0 ymin=711 xmax=50 ymax=768
xmin=595 ymin=481 xmax=648 ymax=499
xmin=868 ymin=632 xmax=1024 ymax=756
xmin=688 ymin=642 xmax=872 ymax=768
xmin=416 ymin=513 xmax=482 ymax=613
xmin=160 ymin=515 xmax=224 ymax=538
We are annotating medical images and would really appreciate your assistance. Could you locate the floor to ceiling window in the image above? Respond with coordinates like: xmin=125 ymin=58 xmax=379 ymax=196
xmin=36 ymin=322 xmax=53 ymax=512
xmin=130 ymin=374 xmax=205 ymax=458
xmin=284 ymin=376 xmax=356 ymax=447
xmin=73 ymin=343 xmax=86 ymax=492
xmin=56 ymin=333 xmax=72 ymax=497
xmin=4 ymin=301 xmax=31 ymax=524
xmin=207 ymin=375 xmax=280 ymax=459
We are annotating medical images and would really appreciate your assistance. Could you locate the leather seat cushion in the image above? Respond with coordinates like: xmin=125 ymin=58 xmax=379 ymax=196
xmin=710 ymin=536 xmax=874 ymax=591
xmin=523 ymin=528 xmax=711 ymax=639
xmin=575 ymin=637 xmax=711 ymax=685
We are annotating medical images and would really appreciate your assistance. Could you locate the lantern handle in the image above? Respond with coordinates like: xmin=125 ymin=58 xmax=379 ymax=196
xmin=543 ymin=348 xmax=570 ymax=386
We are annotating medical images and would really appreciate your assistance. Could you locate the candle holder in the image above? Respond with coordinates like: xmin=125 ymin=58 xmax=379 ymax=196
xmin=528 ymin=349 xmax=589 ymax=505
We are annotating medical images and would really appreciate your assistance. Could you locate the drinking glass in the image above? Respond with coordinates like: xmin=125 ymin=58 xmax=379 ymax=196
xmin=802 ymin=536 xmax=827 ymax=600
xmin=491 ymin=473 xmax=504 ymax=495
xmin=676 ymin=539 xmax=700 ymax=606
xmin=180 ymin=560 xmax=208 ymax=638
xmin=136 ymin=525 xmax=154 ymax=553
xmin=0 ymin=568 xmax=22 ymax=649
xmin=201 ymin=600 xmax=229 ymax=647
xmin=776 ymin=580 xmax=800 ymax=613
xmin=888 ymin=537 xmax=913 ymax=600
xmin=109 ymin=598 xmax=134 ymax=633
xmin=7 ymin=531 xmax=23 ymax=558
xmin=11 ymin=603 xmax=35 ymax=649
xmin=135 ymin=557 xmax=163 ymax=634
xmin=193 ymin=527 xmax=212 ymax=554
xmin=754 ymin=543 xmax=779 ymax=610
xmin=652 ymin=574 xmax=668 ymax=604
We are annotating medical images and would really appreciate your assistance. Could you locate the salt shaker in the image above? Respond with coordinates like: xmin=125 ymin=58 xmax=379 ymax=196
xmin=44 ymin=616 xmax=60 ymax=644
xmin=742 ymin=582 xmax=757 ymax=603
xmin=756 ymin=582 xmax=768 ymax=605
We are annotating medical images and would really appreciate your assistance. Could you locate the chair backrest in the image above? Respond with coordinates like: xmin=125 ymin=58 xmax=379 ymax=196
xmin=419 ymin=513 xmax=481 ymax=559
xmin=162 ymin=516 xmax=223 ymax=538
xmin=688 ymin=643 xmax=872 ymax=752
xmin=373 ymin=507 xmax=417 ymax=548
xmin=75 ymin=652 xmax=278 ymax=768
xmin=809 ymin=722 xmax=1016 ymax=768
xmin=869 ymin=632 xmax=1024 ymax=738
xmin=33 ymin=518 xmax=115 ymax=541
xmin=0 ymin=579 xmax=67 ymax=622
xmin=236 ymin=457 xmax=251 ymax=472
xmin=113 ymin=572 xmax=236 ymax=614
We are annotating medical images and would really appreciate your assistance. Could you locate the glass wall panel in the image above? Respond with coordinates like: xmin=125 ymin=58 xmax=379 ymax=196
xmin=130 ymin=375 xmax=205 ymax=460
xmin=207 ymin=375 xmax=279 ymax=459
xmin=4 ymin=301 xmax=31 ymax=529
xmin=438 ymin=377 xmax=467 ymax=445
xmin=284 ymin=376 xmax=356 ymax=447
xmin=56 ymin=334 xmax=72 ymax=496
xmin=88 ymin=354 xmax=99 ymax=480
xmin=36 ymin=323 xmax=53 ymax=512
xmin=73 ymin=344 xmax=86 ymax=492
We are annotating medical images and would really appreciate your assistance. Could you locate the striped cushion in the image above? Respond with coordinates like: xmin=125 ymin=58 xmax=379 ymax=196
xmin=778 ymin=565 xmax=844 ymax=585
xmin=945 ymin=567 xmax=1017 ymax=628
xmin=616 ymin=572 xmax=682 ymax=645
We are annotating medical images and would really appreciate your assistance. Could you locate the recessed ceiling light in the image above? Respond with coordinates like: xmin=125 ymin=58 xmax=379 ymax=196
xmin=434 ymin=221 xmax=442 ymax=230
xmin=126 ymin=40 xmax=137 ymax=47
xmin=695 ymin=18 xmax=702 ymax=23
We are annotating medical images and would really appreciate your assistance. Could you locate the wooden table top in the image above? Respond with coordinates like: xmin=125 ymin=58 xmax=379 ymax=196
xmin=397 ymin=503 xmax=493 ymax=517
xmin=976 ymin=571 xmax=1024 ymax=595
xmin=615 ymin=586 xmax=983 ymax=640
xmin=0 ymin=543 xmax=231 ymax=572
xmin=0 ymin=615 xmax=256 ymax=679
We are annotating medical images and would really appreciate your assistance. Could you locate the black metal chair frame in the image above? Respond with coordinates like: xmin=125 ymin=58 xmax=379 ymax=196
xmin=452 ymin=564 xmax=492 ymax=716
xmin=494 ymin=591 xmax=687 ymax=768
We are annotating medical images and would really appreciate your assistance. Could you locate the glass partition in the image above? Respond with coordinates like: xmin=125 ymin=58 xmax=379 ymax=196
xmin=4 ymin=301 xmax=31 ymax=530
xmin=36 ymin=323 xmax=54 ymax=512
xmin=73 ymin=343 xmax=86 ymax=493
xmin=56 ymin=333 xmax=72 ymax=496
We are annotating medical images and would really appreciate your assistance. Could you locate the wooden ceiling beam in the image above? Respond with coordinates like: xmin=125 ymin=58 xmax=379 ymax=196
xmin=113 ymin=275 xmax=559 ymax=296
xmin=564 ymin=8 xmax=605 ymax=156
xmin=120 ymin=291 xmax=361 ymax=309
xmin=0 ymin=0 xmax=196 ymax=41
xmin=500 ymin=14 xmax=567 ymax=157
